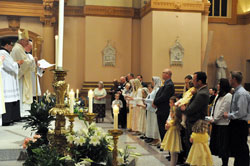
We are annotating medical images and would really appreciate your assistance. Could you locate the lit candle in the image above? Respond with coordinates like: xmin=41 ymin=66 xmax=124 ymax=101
xmin=88 ymin=89 xmax=93 ymax=113
xmin=67 ymin=84 xmax=70 ymax=95
xmin=113 ymin=105 xmax=119 ymax=129
xmin=55 ymin=35 xmax=59 ymax=69
xmin=69 ymin=89 xmax=75 ymax=114
xmin=76 ymin=89 xmax=79 ymax=99
xmin=58 ymin=0 xmax=64 ymax=68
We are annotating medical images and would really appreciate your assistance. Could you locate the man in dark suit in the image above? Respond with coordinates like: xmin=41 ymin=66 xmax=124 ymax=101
xmin=153 ymin=69 xmax=175 ymax=141
xmin=181 ymin=71 xmax=209 ymax=157
xmin=137 ymin=74 xmax=147 ymax=87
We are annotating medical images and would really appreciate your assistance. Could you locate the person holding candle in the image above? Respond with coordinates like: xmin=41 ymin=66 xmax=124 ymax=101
xmin=112 ymin=93 xmax=123 ymax=116
xmin=93 ymin=81 xmax=107 ymax=123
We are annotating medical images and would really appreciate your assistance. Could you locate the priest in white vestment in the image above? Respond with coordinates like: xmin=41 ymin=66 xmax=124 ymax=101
xmin=24 ymin=42 xmax=43 ymax=101
xmin=0 ymin=54 xmax=6 ymax=126
xmin=11 ymin=30 xmax=35 ymax=117
xmin=0 ymin=39 xmax=23 ymax=125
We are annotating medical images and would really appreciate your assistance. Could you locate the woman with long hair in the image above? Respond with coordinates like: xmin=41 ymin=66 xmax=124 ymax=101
xmin=209 ymin=78 xmax=232 ymax=166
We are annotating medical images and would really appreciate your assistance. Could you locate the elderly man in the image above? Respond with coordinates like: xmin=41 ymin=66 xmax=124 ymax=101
xmin=0 ymin=39 xmax=23 ymax=125
xmin=181 ymin=71 xmax=209 ymax=157
xmin=24 ymin=41 xmax=44 ymax=101
xmin=224 ymin=71 xmax=250 ymax=166
xmin=153 ymin=69 xmax=175 ymax=141
xmin=11 ymin=29 xmax=35 ymax=118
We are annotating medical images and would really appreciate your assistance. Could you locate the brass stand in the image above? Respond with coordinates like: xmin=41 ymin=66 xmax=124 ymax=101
xmin=108 ymin=129 xmax=123 ymax=166
xmin=65 ymin=113 xmax=78 ymax=134
xmin=84 ymin=112 xmax=97 ymax=124
xmin=48 ymin=69 xmax=69 ymax=155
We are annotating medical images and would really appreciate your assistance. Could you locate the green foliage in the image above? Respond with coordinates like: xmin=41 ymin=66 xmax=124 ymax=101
xmin=23 ymin=143 xmax=66 ymax=166
xmin=23 ymin=94 xmax=56 ymax=143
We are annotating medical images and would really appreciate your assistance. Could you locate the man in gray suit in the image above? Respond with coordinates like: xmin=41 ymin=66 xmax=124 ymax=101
xmin=181 ymin=71 xmax=209 ymax=157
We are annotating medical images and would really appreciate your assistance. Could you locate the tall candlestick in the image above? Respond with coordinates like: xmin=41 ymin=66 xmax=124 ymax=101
xmin=76 ymin=89 xmax=79 ymax=99
xmin=69 ymin=89 xmax=75 ymax=114
xmin=113 ymin=105 xmax=119 ymax=129
xmin=55 ymin=35 xmax=59 ymax=69
xmin=58 ymin=0 xmax=64 ymax=68
xmin=88 ymin=89 xmax=93 ymax=113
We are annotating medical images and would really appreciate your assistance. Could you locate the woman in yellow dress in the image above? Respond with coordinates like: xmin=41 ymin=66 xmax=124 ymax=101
xmin=186 ymin=120 xmax=213 ymax=166
xmin=161 ymin=96 xmax=182 ymax=166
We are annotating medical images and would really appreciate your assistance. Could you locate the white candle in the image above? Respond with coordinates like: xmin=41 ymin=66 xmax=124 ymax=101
xmin=113 ymin=105 xmax=119 ymax=129
xmin=76 ymin=89 xmax=79 ymax=99
xmin=67 ymin=84 xmax=70 ymax=95
xmin=88 ymin=89 xmax=93 ymax=113
xmin=69 ymin=89 xmax=75 ymax=114
xmin=58 ymin=0 xmax=64 ymax=68
xmin=55 ymin=35 xmax=59 ymax=69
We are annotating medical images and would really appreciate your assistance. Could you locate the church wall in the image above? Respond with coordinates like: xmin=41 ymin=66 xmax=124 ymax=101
xmin=152 ymin=11 xmax=202 ymax=83
xmin=85 ymin=16 xmax=132 ymax=82
xmin=0 ymin=16 xmax=8 ymax=29
xmin=64 ymin=17 xmax=85 ymax=90
xmin=67 ymin=0 xmax=85 ymax=6
xmin=207 ymin=23 xmax=246 ymax=87
xmin=140 ymin=12 xmax=153 ymax=82
xmin=20 ymin=17 xmax=43 ymax=38
xmin=131 ymin=19 xmax=141 ymax=76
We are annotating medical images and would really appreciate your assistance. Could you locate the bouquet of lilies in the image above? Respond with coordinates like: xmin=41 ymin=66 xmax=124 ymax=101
xmin=66 ymin=122 xmax=113 ymax=163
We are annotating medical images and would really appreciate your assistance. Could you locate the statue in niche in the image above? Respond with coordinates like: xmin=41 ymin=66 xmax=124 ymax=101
xmin=102 ymin=40 xmax=116 ymax=66
xmin=216 ymin=55 xmax=227 ymax=83
xmin=169 ymin=38 xmax=184 ymax=65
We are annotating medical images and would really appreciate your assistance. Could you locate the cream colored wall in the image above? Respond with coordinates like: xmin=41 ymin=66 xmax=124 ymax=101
xmin=85 ymin=16 xmax=132 ymax=82
xmin=238 ymin=0 xmax=250 ymax=14
xmin=140 ymin=12 xmax=153 ymax=82
xmin=152 ymin=11 xmax=202 ymax=83
xmin=131 ymin=19 xmax=141 ymax=76
xmin=85 ymin=0 xmax=133 ymax=7
xmin=64 ymin=17 xmax=85 ymax=90
xmin=0 ymin=16 xmax=8 ymax=29
xmin=20 ymin=17 xmax=43 ymax=37
xmin=207 ymin=23 xmax=246 ymax=87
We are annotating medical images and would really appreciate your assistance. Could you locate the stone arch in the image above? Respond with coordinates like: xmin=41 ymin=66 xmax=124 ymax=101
xmin=0 ymin=28 xmax=43 ymax=58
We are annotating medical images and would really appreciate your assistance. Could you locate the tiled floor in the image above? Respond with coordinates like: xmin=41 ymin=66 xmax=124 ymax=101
xmin=0 ymin=111 xmax=249 ymax=166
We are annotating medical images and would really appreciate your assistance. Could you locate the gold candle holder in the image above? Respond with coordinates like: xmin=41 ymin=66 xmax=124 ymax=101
xmin=84 ymin=112 xmax=97 ymax=124
xmin=108 ymin=129 xmax=123 ymax=166
xmin=65 ymin=113 xmax=79 ymax=134
xmin=48 ymin=69 xmax=69 ymax=155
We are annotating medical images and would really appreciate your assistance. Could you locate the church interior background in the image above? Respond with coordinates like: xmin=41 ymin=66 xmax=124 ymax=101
xmin=0 ymin=0 xmax=250 ymax=165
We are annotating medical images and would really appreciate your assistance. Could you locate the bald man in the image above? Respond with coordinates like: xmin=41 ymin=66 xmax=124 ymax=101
xmin=153 ymin=69 xmax=175 ymax=141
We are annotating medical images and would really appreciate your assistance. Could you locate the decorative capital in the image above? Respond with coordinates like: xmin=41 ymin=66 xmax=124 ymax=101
xmin=41 ymin=0 xmax=56 ymax=26
xmin=7 ymin=16 xmax=20 ymax=31
xmin=204 ymin=1 xmax=211 ymax=16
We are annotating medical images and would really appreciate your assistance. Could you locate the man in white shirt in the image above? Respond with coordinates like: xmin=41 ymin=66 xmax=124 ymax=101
xmin=0 ymin=39 xmax=23 ymax=125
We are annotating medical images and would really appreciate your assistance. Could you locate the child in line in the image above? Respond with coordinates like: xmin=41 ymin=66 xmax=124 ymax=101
xmin=186 ymin=120 xmax=213 ymax=166
xmin=161 ymin=96 xmax=182 ymax=166
xmin=112 ymin=93 xmax=123 ymax=127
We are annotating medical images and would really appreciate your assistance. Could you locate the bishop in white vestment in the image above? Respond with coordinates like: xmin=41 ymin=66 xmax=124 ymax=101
xmin=0 ymin=39 xmax=23 ymax=125
xmin=11 ymin=30 xmax=35 ymax=117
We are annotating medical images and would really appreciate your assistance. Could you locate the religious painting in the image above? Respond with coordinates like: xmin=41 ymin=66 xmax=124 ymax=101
xmin=169 ymin=39 xmax=184 ymax=65
xmin=102 ymin=40 xmax=116 ymax=66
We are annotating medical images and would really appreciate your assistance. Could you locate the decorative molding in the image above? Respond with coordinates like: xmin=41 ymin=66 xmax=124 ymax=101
xmin=0 ymin=1 xmax=43 ymax=17
xmin=7 ymin=16 xmax=20 ymax=31
xmin=84 ymin=5 xmax=134 ymax=18
xmin=65 ymin=6 xmax=84 ymax=17
xmin=140 ymin=0 xmax=211 ymax=18
xmin=237 ymin=12 xmax=250 ymax=25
